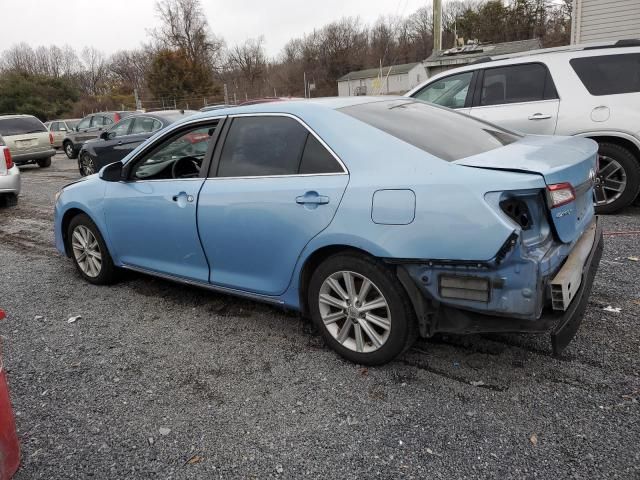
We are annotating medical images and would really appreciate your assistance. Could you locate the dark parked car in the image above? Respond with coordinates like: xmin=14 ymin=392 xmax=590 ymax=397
xmin=62 ymin=111 xmax=134 ymax=160
xmin=78 ymin=110 xmax=196 ymax=176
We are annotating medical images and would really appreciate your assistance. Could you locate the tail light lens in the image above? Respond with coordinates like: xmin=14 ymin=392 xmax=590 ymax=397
xmin=113 ymin=113 xmax=121 ymax=123
xmin=3 ymin=148 xmax=13 ymax=169
xmin=49 ymin=132 xmax=54 ymax=145
xmin=547 ymin=182 xmax=576 ymax=208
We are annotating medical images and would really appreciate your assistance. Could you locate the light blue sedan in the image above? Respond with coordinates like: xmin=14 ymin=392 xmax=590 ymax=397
xmin=54 ymin=97 xmax=603 ymax=365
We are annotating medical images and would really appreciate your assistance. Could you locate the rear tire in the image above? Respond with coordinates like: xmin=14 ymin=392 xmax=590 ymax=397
xmin=64 ymin=141 xmax=77 ymax=159
xmin=67 ymin=214 xmax=118 ymax=285
xmin=37 ymin=157 xmax=52 ymax=168
xmin=594 ymin=142 xmax=640 ymax=214
xmin=308 ymin=253 xmax=417 ymax=365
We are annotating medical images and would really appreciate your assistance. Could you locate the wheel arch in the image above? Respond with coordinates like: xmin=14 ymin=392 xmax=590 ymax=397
xmin=578 ymin=133 xmax=640 ymax=163
xmin=60 ymin=207 xmax=106 ymax=257
xmin=297 ymin=244 xmax=380 ymax=318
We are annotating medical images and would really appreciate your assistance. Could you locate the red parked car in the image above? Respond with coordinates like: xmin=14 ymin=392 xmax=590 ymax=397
xmin=0 ymin=309 xmax=19 ymax=479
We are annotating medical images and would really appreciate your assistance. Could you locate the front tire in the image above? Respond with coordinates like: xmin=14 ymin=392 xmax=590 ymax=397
xmin=78 ymin=152 xmax=96 ymax=176
xmin=67 ymin=214 xmax=117 ymax=285
xmin=64 ymin=141 xmax=77 ymax=159
xmin=594 ymin=143 xmax=640 ymax=214
xmin=308 ymin=253 xmax=417 ymax=365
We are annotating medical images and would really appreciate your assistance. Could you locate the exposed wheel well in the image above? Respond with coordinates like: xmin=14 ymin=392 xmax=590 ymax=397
xmin=298 ymin=245 xmax=377 ymax=318
xmin=60 ymin=208 xmax=86 ymax=256
xmin=587 ymin=135 xmax=640 ymax=163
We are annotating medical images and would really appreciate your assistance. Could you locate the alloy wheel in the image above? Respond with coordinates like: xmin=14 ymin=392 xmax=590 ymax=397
xmin=594 ymin=155 xmax=627 ymax=206
xmin=65 ymin=144 xmax=73 ymax=157
xmin=318 ymin=271 xmax=391 ymax=353
xmin=71 ymin=225 xmax=102 ymax=278
xmin=81 ymin=154 xmax=95 ymax=176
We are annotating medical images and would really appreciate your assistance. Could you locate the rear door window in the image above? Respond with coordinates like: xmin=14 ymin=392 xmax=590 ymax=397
xmin=570 ymin=53 xmax=640 ymax=95
xmin=299 ymin=135 xmax=343 ymax=174
xmin=413 ymin=71 xmax=474 ymax=108
xmin=131 ymin=117 xmax=160 ymax=134
xmin=217 ymin=116 xmax=308 ymax=177
xmin=479 ymin=63 xmax=556 ymax=106
xmin=0 ymin=116 xmax=47 ymax=136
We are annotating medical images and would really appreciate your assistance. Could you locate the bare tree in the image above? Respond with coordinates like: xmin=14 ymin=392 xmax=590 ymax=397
xmin=153 ymin=0 xmax=224 ymax=68
xmin=226 ymin=37 xmax=267 ymax=93
xmin=80 ymin=47 xmax=108 ymax=96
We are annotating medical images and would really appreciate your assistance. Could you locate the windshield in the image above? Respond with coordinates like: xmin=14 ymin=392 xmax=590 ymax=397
xmin=66 ymin=120 xmax=79 ymax=129
xmin=339 ymin=99 xmax=521 ymax=161
xmin=0 ymin=116 xmax=47 ymax=136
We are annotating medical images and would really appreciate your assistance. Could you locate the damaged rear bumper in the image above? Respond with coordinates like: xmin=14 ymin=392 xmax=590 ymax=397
xmin=396 ymin=217 xmax=603 ymax=355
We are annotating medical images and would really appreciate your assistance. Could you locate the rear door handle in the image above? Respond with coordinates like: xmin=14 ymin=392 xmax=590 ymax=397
xmin=528 ymin=113 xmax=552 ymax=120
xmin=296 ymin=191 xmax=329 ymax=206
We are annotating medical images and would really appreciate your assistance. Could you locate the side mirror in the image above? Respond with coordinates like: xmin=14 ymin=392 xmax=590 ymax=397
xmin=100 ymin=131 xmax=109 ymax=140
xmin=99 ymin=161 xmax=123 ymax=182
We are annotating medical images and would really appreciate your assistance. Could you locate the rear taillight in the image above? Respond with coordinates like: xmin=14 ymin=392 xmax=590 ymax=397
xmin=547 ymin=182 xmax=576 ymax=208
xmin=114 ymin=113 xmax=121 ymax=123
xmin=3 ymin=148 xmax=13 ymax=170
xmin=49 ymin=132 xmax=54 ymax=145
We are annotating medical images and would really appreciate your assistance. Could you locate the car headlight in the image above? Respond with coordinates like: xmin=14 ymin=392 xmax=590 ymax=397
xmin=54 ymin=189 xmax=63 ymax=204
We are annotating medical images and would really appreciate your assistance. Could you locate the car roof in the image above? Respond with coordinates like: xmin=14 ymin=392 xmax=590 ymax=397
xmin=0 ymin=114 xmax=39 ymax=120
xmin=186 ymin=96 xmax=404 ymax=121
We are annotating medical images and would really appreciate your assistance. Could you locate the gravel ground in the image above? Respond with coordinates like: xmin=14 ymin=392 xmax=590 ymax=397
xmin=0 ymin=153 xmax=638 ymax=479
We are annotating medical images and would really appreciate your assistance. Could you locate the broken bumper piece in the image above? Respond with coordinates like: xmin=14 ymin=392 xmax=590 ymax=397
xmin=396 ymin=217 xmax=603 ymax=356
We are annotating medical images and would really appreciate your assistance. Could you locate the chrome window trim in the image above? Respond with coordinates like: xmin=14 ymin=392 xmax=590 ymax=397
xmin=211 ymin=112 xmax=349 ymax=179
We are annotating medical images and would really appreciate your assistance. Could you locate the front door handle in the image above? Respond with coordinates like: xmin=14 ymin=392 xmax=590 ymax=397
xmin=172 ymin=192 xmax=194 ymax=204
xmin=528 ymin=113 xmax=552 ymax=120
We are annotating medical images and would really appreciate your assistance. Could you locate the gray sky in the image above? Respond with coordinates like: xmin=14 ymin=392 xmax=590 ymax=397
xmin=1 ymin=0 xmax=428 ymax=58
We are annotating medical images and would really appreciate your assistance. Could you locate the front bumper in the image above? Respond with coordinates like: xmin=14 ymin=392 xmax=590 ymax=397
xmin=0 ymin=166 xmax=21 ymax=195
xmin=12 ymin=148 xmax=56 ymax=165
xmin=398 ymin=217 xmax=603 ymax=355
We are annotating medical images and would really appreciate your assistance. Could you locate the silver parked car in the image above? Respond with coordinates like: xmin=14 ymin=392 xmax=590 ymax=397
xmin=0 ymin=141 xmax=21 ymax=207
xmin=45 ymin=119 xmax=80 ymax=149
xmin=0 ymin=115 xmax=55 ymax=168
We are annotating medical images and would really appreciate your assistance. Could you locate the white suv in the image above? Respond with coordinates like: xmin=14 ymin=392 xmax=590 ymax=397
xmin=406 ymin=40 xmax=640 ymax=213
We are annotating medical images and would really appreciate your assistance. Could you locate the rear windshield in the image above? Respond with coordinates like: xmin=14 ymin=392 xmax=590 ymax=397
xmin=570 ymin=53 xmax=640 ymax=96
xmin=339 ymin=99 xmax=521 ymax=161
xmin=0 ymin=116 xmax=47 ymax=136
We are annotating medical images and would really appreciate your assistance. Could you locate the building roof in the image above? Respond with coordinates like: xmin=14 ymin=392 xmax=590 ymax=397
xmin=424 ymin=38 xmax=543 ymax=67
xmin=337 ymin=62 xmax=421 ymax=82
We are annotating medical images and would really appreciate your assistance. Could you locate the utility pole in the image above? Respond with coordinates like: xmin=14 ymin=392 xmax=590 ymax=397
xmin=433 ymin=0 xmax=443 ymax=53
xmin=303 ymin=71 xmax=307 ymax=99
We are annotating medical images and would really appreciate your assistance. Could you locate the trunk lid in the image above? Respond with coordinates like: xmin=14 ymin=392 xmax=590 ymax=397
xmin=454 ymin=135 xmax=598 ymax=244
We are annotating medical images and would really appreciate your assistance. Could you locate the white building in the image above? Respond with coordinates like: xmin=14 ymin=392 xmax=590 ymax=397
xmin=571 ymin=0 xmax=640 ymax=44
xmin=337 ymin=62 xmax=427 ymax=96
